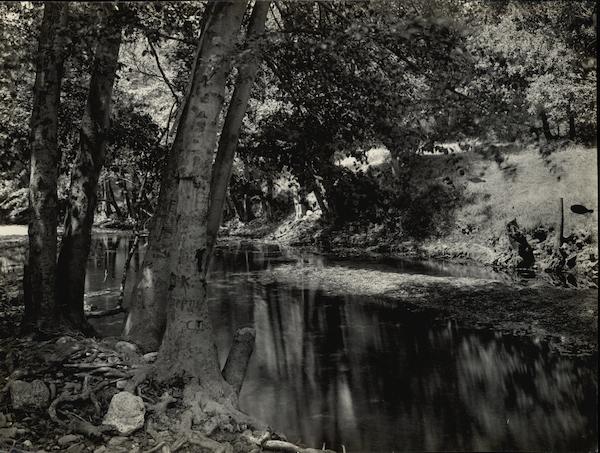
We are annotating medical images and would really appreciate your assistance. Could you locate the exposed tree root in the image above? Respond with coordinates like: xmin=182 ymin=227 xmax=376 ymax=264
xmin=244 ymin=433 xmax=337 ymax=453
xmin=86 ymin=306 xmax=125 ymax=318
xmin=48 ymin=375 xmax=112 ymax=433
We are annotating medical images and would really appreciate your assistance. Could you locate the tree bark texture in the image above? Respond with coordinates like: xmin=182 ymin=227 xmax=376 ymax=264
xmin=123 ymin=4 xmax=217 ymax=351
xmin=56 ymin=6 xmax=122 ymax=331
xmin=22 ymin=2 xmax=69 ymax=333
xmin=540 ymin=109 xmax=554 ymax=140
xmin=154 ymin=0 xmax=249 ymax=392
xmin=206 ymin=0 xmax=271 ymax=260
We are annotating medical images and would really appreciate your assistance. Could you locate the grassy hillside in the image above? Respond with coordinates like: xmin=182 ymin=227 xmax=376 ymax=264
xmin=399 ymin=145 xmax=597 ymax=280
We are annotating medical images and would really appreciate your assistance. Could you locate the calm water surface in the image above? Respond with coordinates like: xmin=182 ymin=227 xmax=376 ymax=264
xmin=38 ymin=234 xmax=600 ymax=452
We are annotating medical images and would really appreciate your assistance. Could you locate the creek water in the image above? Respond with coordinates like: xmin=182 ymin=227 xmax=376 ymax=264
xmin=19 ymin=233 xmax=600 ymax=452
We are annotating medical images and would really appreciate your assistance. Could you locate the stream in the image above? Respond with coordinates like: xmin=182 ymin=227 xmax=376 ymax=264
xmin=3 ymin=232 xmax=598 ymax=452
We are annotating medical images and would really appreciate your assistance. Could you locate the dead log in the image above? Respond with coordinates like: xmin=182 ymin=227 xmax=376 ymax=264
xmin=221 ymin=327 xmax=255 ymax=394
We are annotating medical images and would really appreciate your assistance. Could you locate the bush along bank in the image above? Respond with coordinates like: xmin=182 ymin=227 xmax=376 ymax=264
xmin=226 ymin=146 xmax=598 ymax=288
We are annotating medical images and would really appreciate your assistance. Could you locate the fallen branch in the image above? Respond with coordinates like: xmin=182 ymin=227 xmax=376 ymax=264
xmin=86 ymin=306 xmax=125 ymax=318
xmin=222 ymin=327 xmax=256 ymax=394
xmin=245 ymin=434 xmax=336 ymax=453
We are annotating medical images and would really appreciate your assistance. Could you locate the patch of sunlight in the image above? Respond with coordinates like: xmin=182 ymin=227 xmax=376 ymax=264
xmin=0 ymin=225 xmax=28 ymax=236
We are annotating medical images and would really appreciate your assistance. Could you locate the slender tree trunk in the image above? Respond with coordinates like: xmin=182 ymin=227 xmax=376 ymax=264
xmin=312 ymin=180 xmax=329 ymax=216
xmin=56 ymin=6 xmax=122 ymax=331
xmin=206 ymin=0 xmax=271 ymax=259
xmin=107 ymin=179 xmax=122 ymax=218
xmin=123 ymin=4 xmax=217 ymax=351
xmin=102 ymin=179 xmax=113 ymax=217
xmin=567 ymin=100 xmax=576 ymax=141
xmin=292 ymin=185 xmax=308 ymax=220
xmin=153 ymin=0 xmax=248 ymax=394
xmin=122 ymin=180 xmax=133 ymax=219
xmin=540 ymin=110 xmax=554 ymax=140
xmin=21 ymin=2 xmax=69 ymax=334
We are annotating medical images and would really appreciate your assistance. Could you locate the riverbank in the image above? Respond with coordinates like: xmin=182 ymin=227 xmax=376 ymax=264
xmin=228 ymin=145 xmax=598 ymax=287
xmin=0 ymin=234 xmax=597 ymax=452
xmin=259 ymin=260 xmax=597 ymax=356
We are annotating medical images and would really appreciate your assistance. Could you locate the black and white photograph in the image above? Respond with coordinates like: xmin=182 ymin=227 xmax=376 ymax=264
xmin=0 ymin=1 xmax=597 ymax=452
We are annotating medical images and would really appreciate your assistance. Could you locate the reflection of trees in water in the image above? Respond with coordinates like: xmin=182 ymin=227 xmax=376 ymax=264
xmin=241 ymin=271 xmax=596 ymax=451
xmin=200 ymin=243 xmax=597 ymax=451
xmin=456 ymin=335 xmax=597 ymax=451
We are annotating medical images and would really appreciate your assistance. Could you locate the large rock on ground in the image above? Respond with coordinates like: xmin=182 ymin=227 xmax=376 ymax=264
xmin=9 ymin=380 xmax=50 ymax=410
xmin=102 ymin=392 xmax=145 ymax=435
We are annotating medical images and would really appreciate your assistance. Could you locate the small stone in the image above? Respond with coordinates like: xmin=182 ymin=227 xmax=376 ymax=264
xmin=142 ymin=352 xmax=157 ymax=363
xmin=23 ymin=439 xmax=33 ymax=448
xmin=116 ymin=380 xmax=127 ymax=390
xmin=65 ymin=443 xmax=84 ymax=453
xmin=0 ymin=427 xmax=17 ymax=438
xmin=102 ymin=392 xmax=145 ymax=435
xmin=58 ymin=434 xmax=81 ymax=445
xmin=115 ymin=341 xmax=138 ymax=355
xmin=108 ymin=436 xmax=127 ymax=446
xmin=9 ymin=380 xmax=51 ymax=410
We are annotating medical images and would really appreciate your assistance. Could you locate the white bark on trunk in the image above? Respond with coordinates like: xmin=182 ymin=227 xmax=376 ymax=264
xmin=154 ymin=1 xmax=248 ymax=394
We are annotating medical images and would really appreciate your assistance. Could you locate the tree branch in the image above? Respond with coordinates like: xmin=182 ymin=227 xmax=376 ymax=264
xmin=146 ymin=37 xmax=180 ymax=103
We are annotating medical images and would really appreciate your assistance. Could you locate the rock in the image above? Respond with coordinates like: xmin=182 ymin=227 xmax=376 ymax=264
xmin=58 ymin=434 xmax=81 ymax=446
xmin=107 ymin=436 xmax=127 ymax=446
xmin=0 ymin=427 xmax=17 ymax=439
xmin=9 ymin=380 xmax=51 ymax=410
xmin=65 ymin=443 xmax=84 ymax=453
xmin=142 ymin=352 xmax=157 ymax=363
xmin=102 ymin=392 xmax=145 ymax=435
xmin=23 ymin=440 xmax=33 ymax=448
xmin=115 ymin=341 xmax=138 ymax=355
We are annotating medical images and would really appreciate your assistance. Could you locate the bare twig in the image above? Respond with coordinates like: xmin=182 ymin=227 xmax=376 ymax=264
xmin=147 ymin=37 xmax=180 ymax=103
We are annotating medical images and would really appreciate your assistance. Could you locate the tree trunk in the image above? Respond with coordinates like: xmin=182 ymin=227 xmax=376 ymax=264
xmin=292 ymin=185 xmax=308 ymax=220
xmin=205 ymin=0 xmax=271 ymax=259
xmin=567 ymin=100 xmax=576 ymax=141
xmin=21 ymin=2 xmax=69 ymax=334
xmin=107 ymin=178 xmax=122 ymax=218
xmin=153 ymin=0 xmax=248 ymax=395
xmin=55 ymin=6 xmax=122 ymax=331
xmin=540 ymin=109 xmax=554 ymax=140
xmin=102 ymin=179 xmax=113 ymax=217
xmin=122 ymin=180 xmax=133 ymax=219
xmin=123 ymin=4 xmax=217 ymax=351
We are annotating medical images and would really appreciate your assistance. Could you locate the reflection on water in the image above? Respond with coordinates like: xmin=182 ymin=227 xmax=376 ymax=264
xmin=3 ymin=235 xmax=596 ymax=452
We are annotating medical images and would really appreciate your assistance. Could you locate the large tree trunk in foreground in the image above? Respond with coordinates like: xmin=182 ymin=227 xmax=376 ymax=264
xmin=21 ymin=2 xmax=69 ymax=334
xmin=153 ymin=0 xmax=248 ymax=395
xmin=56 ymin=6 xmax=122 ymax=331
xmin=206 ymin=0 xmax=271 ymax=260
xmin=123 ymin=4 xmax=217 ymax=351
